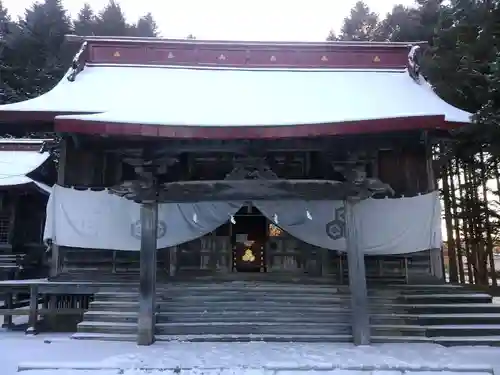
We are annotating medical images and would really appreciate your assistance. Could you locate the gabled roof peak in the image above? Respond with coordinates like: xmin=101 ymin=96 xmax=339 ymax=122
xmin=64 ymin=34 xmax=423 ymax=73
xmin=66 ymin=34 xmax=426 ymax=49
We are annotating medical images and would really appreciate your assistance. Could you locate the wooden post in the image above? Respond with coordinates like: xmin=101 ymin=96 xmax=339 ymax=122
xmin=169 ymin=246 xmax=177 ymax=277
xmin=425 ymin=138 xmax=444 ymax=280
xmin=345 ymin=200 xmax=370 ymax=345
xmin=137 ymin=202 xmax=158 ymax=346
xmin=26 ymin=284 xmax=38 ymax=335
xmin=50 ymin=139 xmax=67 ymax=278
xmin=2 ymin=292 xmax=13 ymax=328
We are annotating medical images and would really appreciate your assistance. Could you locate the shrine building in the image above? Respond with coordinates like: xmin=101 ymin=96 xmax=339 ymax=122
xmin=2 ymin=36 xmax=497 ymax=347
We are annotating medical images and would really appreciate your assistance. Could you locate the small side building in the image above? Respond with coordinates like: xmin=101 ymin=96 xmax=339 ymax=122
xmin=0 ymin=138 xmax=54 ymax=280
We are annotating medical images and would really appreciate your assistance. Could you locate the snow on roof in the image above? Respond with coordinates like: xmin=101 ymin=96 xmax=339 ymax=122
xmin=0 ymin=138 xmax=48 ymax=144
xmin=0 ymin=150 xmax=50 ymax=188
xmin=1 ymin=65 xmax=471 ymax=126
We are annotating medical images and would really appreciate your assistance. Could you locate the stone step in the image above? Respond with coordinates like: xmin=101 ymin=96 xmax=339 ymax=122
xmin=82 ymin=310 xmax=410 ymax=325
xmin=77 ymin=321 xmax=427 ymax=336
xmin=433 ymin=336 xmax=500 ymax=346
xmin=89 ymin=300 xmax=353 ymax=312
xmin=71 ymin=331 xmax=433 ymax=343
xmin=90 ymin=292 xmax=489 ymax=305
xmin=77 ymin=321 xmax=352 ymax=336
xmin=426 ymin=325 xmax=500 ymax=337
xmin=413 ymin=313 xmax=500 ymax=325
xmin=393 ymin=303 xmax=500 ymax=314
xmin=83 ymin=310 xmax=353 ymax=323
xmin=94 ymin=293 xmax=355 ymax=304
xmin=399 ymin=294 xmax=492 ymax=304
xmin=71 ymin=332 xmax=355 ymax=343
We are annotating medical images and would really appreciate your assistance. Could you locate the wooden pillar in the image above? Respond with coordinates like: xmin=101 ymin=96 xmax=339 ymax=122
xmin=425 ymin=136 xmax=444 ymax=280
xmin=1 ymin=292 xmax=13 ymax=328
xmin=169 ymin=246 xmax=177 ymax=277
xmin=137 ymin=202 xmax=158 ymax=346
xmin=345 ymin=200 xmax=370 ymax=345
xmin=26 ymin=284 xmax=38 ymax=335
xmin=50 ymin=139 xmax=67 ymax=278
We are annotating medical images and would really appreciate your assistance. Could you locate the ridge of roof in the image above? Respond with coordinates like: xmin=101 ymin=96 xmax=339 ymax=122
xmin=65 ymin=34 xmax=427 ymax=49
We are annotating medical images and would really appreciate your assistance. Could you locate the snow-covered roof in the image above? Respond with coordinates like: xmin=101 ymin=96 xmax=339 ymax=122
xmin=2 ymin=65 xmax=470 ymax=124
xmin=0 ymin=149 xmax=50 ymax=190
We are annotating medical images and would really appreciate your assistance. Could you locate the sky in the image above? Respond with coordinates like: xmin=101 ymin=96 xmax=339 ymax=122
xmin=2 ymin=0 xmax=417 ymax=41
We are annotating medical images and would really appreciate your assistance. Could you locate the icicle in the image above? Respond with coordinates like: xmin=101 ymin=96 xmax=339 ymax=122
xmin=193 ymin=213 xmax=198 ymax=223
xmin=230 ymin=215 xmax=236 ymax=224
xmin=306 ymin=210 xmax=312 ymax=220
xmin=273 ymin=213 xmax=279 ymax=224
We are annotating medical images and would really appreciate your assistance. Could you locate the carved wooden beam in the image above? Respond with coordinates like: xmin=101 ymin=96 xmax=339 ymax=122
xmin=108 ymin=177 xmax=393 ymax=203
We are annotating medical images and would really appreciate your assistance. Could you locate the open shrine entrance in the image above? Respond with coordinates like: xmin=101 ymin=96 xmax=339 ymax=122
xmin=231 ymin=206 xmax=267 ymax=273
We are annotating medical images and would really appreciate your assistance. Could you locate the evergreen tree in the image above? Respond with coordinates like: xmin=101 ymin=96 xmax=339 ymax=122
xmin=130 ymin=13 xmax=158 ymax=37
xmin=0 ymin=0 xmax=17 ymax=104
xmin=6 ymin=0 xmax=72 ymax=99
xmin=375 ymin=5 xmax=422 ymax=42
xmin=326 ymin=30 xmax=337 ymax=41
xmin=94 ymin=0 xmax=129 ymax=36
xmin=74 ymin=3 xmax=96 ymax=36
xmin=338 ymin=1 xmax=381 ymax=41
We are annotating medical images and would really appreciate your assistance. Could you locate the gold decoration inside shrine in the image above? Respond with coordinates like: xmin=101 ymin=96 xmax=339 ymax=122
xmin=373 ymin=55 xmax=381 ymax=62
xmin=270 ymin=55 xmax=277 ymax=62
xmin=113 ymin=51 xmax=121 ymax=57
xmin=242 ymin=248 xmax=256 ymax=262
xmin=321 ymin=55 xmax=328 ymax=62
xmin=218 ymin=54 xmax=226 ymax=61
xmin=167 ymin=52 xmax=175 ymax=59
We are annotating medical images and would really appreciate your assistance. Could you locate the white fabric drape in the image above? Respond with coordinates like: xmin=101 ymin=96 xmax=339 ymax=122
xmin=43 ymin=185 xmax=441 ymax=255
xmin=43 ymin=185 xmax=242 ymax=251
xmin=255 ymin=193 xmax=441 ymax=255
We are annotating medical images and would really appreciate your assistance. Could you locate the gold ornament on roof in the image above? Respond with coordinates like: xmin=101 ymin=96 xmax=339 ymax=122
xmin=373 ymin=55 xmax=381 ymax=62
xmin=270 ymin=55 xmax=277 ymax=62
xmin=321 ymin=55 xmax=328 ymax=62
xmin=242 ymin=249 xmax=256 ymax=262
xmin=113 ymin=51 xmax=121 ymax=57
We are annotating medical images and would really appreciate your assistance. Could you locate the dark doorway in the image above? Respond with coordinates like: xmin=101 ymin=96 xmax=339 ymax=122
xmin=231 ymin=206 xmax=267 ymax=272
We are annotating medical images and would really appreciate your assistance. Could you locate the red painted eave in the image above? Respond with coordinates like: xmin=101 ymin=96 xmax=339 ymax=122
xmin=0 ymin=110 xmax=98 ymax=125
xmin=54 ymin=115 xmax=460 ymax=140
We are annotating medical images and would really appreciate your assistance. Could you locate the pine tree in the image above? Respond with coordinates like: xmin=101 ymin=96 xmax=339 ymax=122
xmin=94 ymin=0 xmax=129 ymax=36
xmin=338 ymin=1 xmax=381 ymax=41
xmin=74 ymin=3 xmax=96 ymax=36
xmin=7 ymin=0 xmax=73 ymax=99
xmin=375 ymin=5 xmax=422 ymax=42
xmin=326 ymin=30 xmax=337 ymax=41
xmin=0 ymin=0 xmax=17 ymax=104
xmin=130 ymin=13 xmax=158 ymax=37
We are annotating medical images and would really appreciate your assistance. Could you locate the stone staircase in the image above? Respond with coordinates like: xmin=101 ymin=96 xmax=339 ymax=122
xmin=71 ymin=276 xmax=500 ymax=345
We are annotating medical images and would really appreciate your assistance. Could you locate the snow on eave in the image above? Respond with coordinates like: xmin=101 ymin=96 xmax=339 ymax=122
xmin=32 ymin=180 xmax=52 ymax=194
xmin=0 ymin=138 xmax=52 ymax=145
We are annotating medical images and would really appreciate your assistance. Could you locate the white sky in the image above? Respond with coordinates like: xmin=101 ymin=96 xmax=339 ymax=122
xmin=3 ymin=0 xmax=416 ymax=41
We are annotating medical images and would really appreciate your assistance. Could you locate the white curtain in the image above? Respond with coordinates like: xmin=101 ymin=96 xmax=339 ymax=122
xmin=44 ymin=185 xmax=242 ymax=251
xmin=44 ymin=185 xmax=441 ymax=255
xmin=254 ymin=193 xmax=441 ymax=255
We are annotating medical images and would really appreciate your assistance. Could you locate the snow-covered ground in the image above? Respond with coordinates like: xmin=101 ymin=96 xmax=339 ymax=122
xmin=2 ymin=331 xmax=500 ymax=375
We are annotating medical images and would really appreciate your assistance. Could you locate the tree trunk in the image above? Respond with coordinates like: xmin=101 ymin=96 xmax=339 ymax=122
xmin=456 ymin=159 xmax=474 ymax=283
xmin=442 ymin=159 xmax=459 ymax=283
xmin=449 ymin=159 xmax=465 ymax=283
xmin=480 ymin=151 xmax=497 ymax=286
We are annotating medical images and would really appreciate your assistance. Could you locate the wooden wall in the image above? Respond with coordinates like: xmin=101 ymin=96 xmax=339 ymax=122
xmin=56 ymin=137 xmax=435 ymax=281
xmin=378 ymin=145 xmax=429 ymax=196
